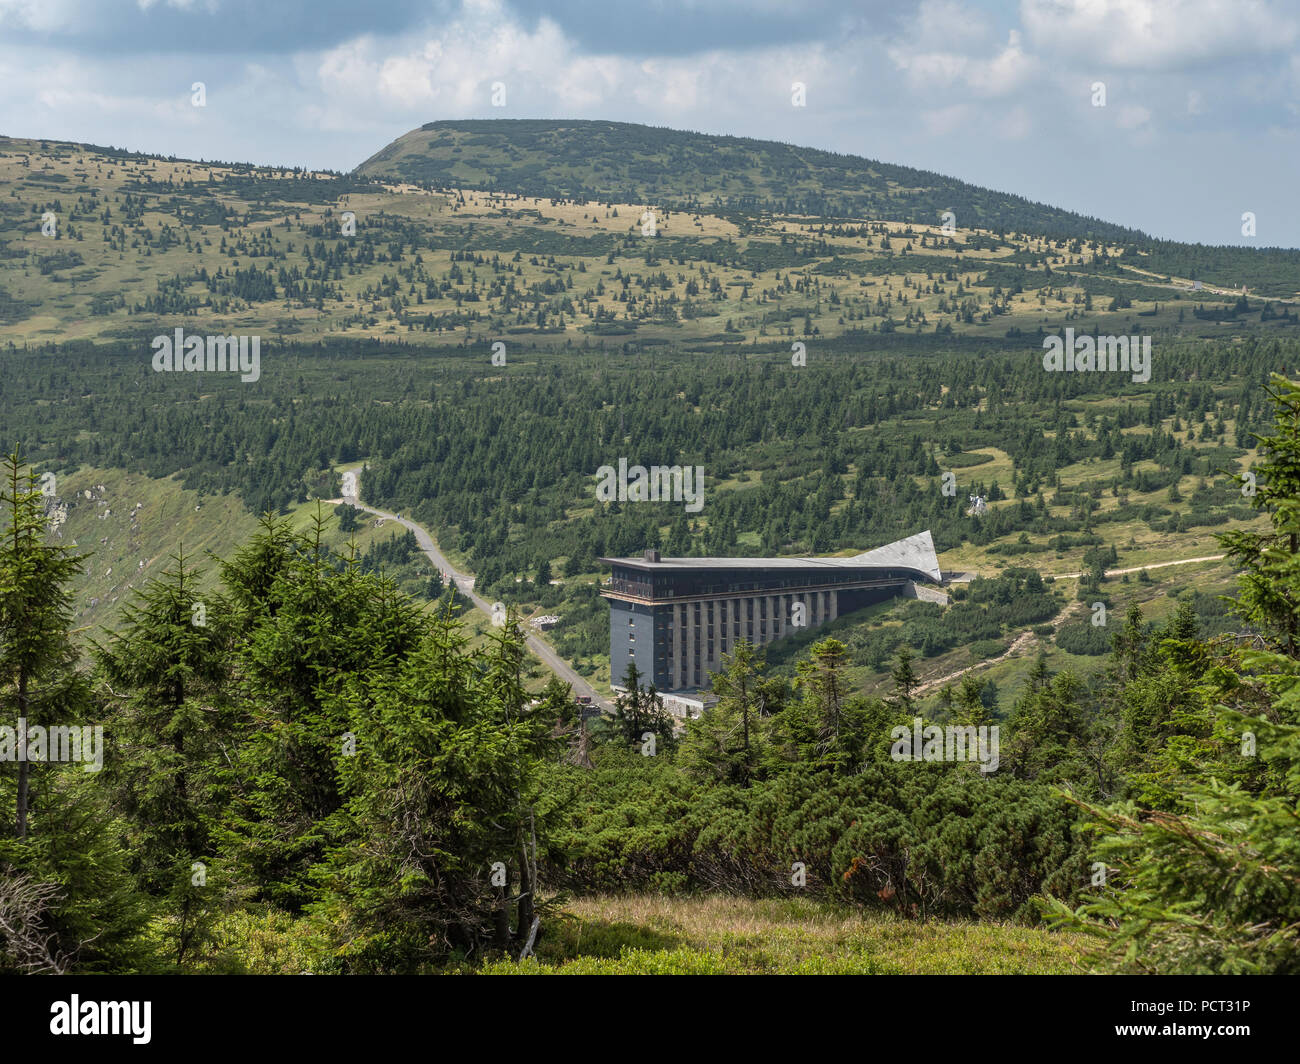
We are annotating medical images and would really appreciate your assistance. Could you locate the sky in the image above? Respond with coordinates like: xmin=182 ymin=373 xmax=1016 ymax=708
xmin=1 ymin=0 xmax=1297 ymax=247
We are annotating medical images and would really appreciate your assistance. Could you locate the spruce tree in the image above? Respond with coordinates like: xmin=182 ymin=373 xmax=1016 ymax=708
xmin=609 ymin=660 xmax=676 ymax=754
xmin=1221 ymin=373 xmax=1300 ymax=652
xmin=771 ymin=638 xmax=866 ymax=772
xmin=0 ymin=450 xmax=86 ymax=839
xmin=218 ymin=509 xmax=424 ymax=909
xmin=320 ymin=603 xmax=560 ymax=969
xmin=0 ymin=449 xmax=149 ymax=972
xmin=679 ymin=640 xmax=779 ymax=785
xmin=94 ymin=548 xmax=234 ymax=968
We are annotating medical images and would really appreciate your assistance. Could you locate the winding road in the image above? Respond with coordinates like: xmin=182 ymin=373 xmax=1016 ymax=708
xmin=333 ymin=469 xmax=1232 ymax=713
xmin=335 ymin=469 xmax=611 ymax=710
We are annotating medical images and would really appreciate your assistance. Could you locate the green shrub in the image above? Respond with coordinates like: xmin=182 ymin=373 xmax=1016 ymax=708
xmin=1055 ymin=621 xmax=1111 ymax=655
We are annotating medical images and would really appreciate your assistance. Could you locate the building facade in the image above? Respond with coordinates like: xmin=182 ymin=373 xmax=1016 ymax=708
xmin=600 ymin=530 xmax=943 ymax=693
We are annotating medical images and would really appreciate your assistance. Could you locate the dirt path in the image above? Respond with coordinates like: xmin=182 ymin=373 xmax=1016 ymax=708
xmin=913 ymin=601 xmax=1081 ymax=696
xmin=1049 ymin=554 xmax=1226 ymax=580
xmin=913 ymin=551 xmax=1230 ymax=695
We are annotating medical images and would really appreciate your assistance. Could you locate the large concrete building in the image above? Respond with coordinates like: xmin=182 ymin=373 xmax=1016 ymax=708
xmin=601 ymin=531 xmax=943 ymax=694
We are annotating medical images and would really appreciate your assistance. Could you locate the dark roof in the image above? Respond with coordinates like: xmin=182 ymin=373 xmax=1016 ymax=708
xmin=600 ymin=531 xmax=942 ymax=582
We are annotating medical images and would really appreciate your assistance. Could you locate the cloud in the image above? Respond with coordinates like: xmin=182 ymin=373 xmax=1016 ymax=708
xmin=0 ymin=0 xmax=84 ymax=32
xmin=920 ymin=103 xmax=975 ymax=137
xmin=0 ymin=0 xmax=437 ymax=53
xmin=888 ymin=2 xmax=1038 ymax=99
xmin=1116 ymin=102 xmax=1152 ymax=128
xmin=501 ymin=0 xmax=880 ymax=57
xmin=307 ymin=0 xmax=860 ymax=135
xmin=135 ymin=0 xmax=216 ymax=11
xmin=998 ymin=101 xmax=1035 ymax=139
xmin=0 ymin=0 xmax=1296 ymax=245
xmin=1021 ymin=0 xmax=1299 ymax=71
xmin=312 ymin=1 xmax=588 ymax=115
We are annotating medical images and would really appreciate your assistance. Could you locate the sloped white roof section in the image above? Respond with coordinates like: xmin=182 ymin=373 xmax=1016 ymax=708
xmin=850 ymin=529 xmax=942 ymax=583
xmin=602 ymin=530 xmax=943 ymax=581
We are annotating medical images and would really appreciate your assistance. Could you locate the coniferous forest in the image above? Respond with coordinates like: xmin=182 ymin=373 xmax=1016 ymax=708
xmin=2 ymin=374 xmax=1298 ymax=974
xmin=2 ymin=10 xmax=1300 ymax=1040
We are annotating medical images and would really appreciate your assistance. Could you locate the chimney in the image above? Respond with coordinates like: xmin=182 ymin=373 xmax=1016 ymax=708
xmin=644 ymin=548 xmax=660 ymax=563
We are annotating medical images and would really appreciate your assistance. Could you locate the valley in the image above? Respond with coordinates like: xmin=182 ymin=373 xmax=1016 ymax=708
xmin=0 ymin=116 xmax=1292 ymax=982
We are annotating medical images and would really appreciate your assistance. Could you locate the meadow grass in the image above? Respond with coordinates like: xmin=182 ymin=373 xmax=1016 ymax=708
xmin=476 ymin=895 xmax=1087 ymax=975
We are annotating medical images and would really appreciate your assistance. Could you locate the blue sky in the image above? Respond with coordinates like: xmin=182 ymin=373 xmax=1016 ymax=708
xmin=2 ymin=0 xmax=1297 ymax=247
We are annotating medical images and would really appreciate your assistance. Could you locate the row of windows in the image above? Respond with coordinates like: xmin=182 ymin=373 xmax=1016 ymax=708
xmin=617 ymin=589 xmax=846 ymax=687
xmin=609 ymin=568 xmax=916 ymax=600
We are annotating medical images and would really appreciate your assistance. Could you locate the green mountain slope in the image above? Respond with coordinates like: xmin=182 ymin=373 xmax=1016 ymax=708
xmin=356 ymin=118 xmax=1143 ymax=241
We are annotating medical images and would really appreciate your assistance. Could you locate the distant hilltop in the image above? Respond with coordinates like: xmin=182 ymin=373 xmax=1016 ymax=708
xmin=355 ymin=118 xmax=1144 ymax=243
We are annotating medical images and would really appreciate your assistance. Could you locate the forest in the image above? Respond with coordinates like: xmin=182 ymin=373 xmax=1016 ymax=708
xmin=0 ymin=332 xmax=1277 ymax=563
xmin=1 ymin=374 xmax=1298 ymax=974
xmin=1 ymin=123 xmax=1297 ymax=978
xmin=0 ymin=328 xmax=1280 ymax=690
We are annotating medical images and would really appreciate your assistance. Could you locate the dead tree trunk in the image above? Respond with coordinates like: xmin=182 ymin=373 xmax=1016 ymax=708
xmin=15 ymin=678 xmax=29 ymax=838
xmin=516 ymin=833 xmax=534 ymax=950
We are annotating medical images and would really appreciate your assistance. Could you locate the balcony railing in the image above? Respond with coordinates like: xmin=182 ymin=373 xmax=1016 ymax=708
xmin=603 ymin=574 xmax=915 ymax=602
xmin=607 ymin=578 xmax=655 ymax=597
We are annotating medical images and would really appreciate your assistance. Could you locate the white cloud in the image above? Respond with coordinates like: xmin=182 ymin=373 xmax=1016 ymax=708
xmin=889 ymin=3 xmax=1038 ymax=98
xmin=921 ymin=103 xmax=974 ymax=137
xmin=303 ymin=0 xmax=864 ymax=139
xmin=1021 ymin=0 xmax=1298 ymax=70
xmin=312 ymin=1 xmax=584 ymax=115
xmin=910 ymin=0 xmax=992 ymax=43
xmin=998 ymin=101 xmax=1035 ymax=139
xmin=973 ymin=30 xmax=1036 ymax=95
xmin=0 ymin=0 xmax=84 ymax=31
xmin=136 ymin=0 xmax=217 ymax=11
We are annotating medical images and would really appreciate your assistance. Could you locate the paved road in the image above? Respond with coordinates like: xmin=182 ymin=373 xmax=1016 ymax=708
xmin=335 ymin=470 xmax=611 ymax=710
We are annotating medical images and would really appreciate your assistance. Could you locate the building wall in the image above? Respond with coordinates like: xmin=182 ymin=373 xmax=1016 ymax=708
xmin=608 ymin=600 xmax=672 ymax=690
xmin=605 ymin=552 xmax=942 ymax=693
xmin=609 ymin=584 xmax=913 ymax=693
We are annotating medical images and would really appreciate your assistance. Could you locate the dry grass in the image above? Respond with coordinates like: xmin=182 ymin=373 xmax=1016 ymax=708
xmin=477 ymin=894 xmax=1087 ymax=975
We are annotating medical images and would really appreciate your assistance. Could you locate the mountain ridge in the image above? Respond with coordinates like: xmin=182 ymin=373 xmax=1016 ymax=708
xmin=355 ymin=118 xmax=1149 ymax=244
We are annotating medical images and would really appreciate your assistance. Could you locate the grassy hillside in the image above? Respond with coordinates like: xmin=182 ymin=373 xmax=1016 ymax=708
xmin=4 ymin=126 xmax=1298 ymax=362
xmin=41 ymin=463 xmax=468 ymax=648
xmin=45 ymin=465 xmax=259 ymax=641
xmin=358 ymin=119 xmax=1300 ymax=296
xmin=357 ymin=119 xmax=1145 ymax=240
